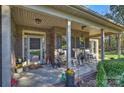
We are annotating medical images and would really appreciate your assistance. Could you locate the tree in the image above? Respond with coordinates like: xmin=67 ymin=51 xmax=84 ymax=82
xmin=105 ymin=5 xmax=124 ymax=25
xmin=104 ymin=5 xmax=124 ymax=51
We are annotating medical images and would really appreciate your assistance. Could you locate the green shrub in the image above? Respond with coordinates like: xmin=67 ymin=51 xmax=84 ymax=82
xmin=96 ymin=62 xmax=108 ymax=87
xmin=97 ymin=61 xmax=101 ymax=70
xmin=118 ymin=73 xmax=124 ymax=87
xmin=103 ymin=62 xmax=124 ymax=77
xmin=97 ymin=61 xmax=124 ymax=87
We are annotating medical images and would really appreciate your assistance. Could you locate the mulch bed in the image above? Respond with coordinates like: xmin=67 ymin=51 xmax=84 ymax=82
xmin=108 ymin=79 xmax=119 ymax=87
xmin=79 ymin=79 xmax=96 ymax=87
xmin=77 ymin=70 xmax=97 ymax=87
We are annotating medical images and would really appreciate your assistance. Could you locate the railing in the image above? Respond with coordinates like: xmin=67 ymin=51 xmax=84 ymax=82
xmin=54 ymin=49 xmax=98 ymax=67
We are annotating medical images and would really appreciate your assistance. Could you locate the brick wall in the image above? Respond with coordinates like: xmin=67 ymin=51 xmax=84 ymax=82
xmin=15 ymin=26 xmax=23 ymax=58
xmin=46 ymin=28 xmax=55 ymax=63
xmin=11 ymin=18 xmax=17 ymax=68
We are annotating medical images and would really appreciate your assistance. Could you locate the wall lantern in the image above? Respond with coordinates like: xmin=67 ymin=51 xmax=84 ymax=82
xmin=81 ymin=25 xmax=87 ymax=30
xmin=35 ymin=18 xmax=42 ymax=24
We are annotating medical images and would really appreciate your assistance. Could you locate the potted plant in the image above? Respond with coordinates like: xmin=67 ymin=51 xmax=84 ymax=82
xmin=15 ymin=58 xmax=23 ymax=73
xmin=15 ymin=64 xmax=23 ymax=73
xmin=65 ymin=68 xmax=75 ymax=87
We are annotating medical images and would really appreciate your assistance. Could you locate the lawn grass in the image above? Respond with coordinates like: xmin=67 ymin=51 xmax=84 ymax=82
xmin=30 ymin=51 xmax=40 ymax=55
xmin=99 ymin=50 xmax=124 ymax=60
xmin=105 ymin=54 xmax=124 ymax=60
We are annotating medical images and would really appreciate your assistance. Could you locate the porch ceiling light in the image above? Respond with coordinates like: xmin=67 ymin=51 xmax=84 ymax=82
xmin=35 ymin=18 xmax=42 ymax=24
xmin=81 ymin=25 xmax=87 ymax=30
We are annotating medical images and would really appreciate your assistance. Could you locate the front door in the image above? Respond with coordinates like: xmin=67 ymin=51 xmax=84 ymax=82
xmin=29 ymin=36 xmax=42 ymax=63
xmin=24 ymin=35 xmax=43 ymax=64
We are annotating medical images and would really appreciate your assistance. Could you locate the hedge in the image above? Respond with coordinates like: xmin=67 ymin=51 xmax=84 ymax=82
xmin=103 ymin=62 xmax=124 ymax=77
xmin=96 ymin=61 xmax=124 ymax=87
xmin=96 ymin=62 xmax=107 ymax=87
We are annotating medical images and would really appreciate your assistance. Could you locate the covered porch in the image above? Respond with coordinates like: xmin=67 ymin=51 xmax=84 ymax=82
xmin=2 ymin=5 xmax=124 ymax=87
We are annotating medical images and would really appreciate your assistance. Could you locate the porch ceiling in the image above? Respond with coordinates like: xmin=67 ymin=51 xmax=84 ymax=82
xmin=12 ymin=7 xmax=66 ymax=29
xmin=11 ymin=6 xmax=114 ymax=37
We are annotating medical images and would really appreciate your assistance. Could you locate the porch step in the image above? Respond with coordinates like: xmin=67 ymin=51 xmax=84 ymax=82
xmin=81 ymin=70 xmax=97 ymax=82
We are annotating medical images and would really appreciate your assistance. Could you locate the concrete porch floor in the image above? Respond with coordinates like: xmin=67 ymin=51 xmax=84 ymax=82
xmin=15 ymin=63 xmax=97 ymax=87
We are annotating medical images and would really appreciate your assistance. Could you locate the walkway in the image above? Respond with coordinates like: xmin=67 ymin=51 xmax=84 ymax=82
xmin=15 ymin=63 xmax=97 ymax=87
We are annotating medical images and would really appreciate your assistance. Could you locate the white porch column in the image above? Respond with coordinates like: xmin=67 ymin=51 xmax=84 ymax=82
xmin=66 ymin=20 xmax=72 ymax=68
xmin=2 ymin=5 xmax=11 ymax=87
xmin=101 ymin=29 xmax=105 ymax=62
xmin=117 ymin=33 xmax=121 ymax=58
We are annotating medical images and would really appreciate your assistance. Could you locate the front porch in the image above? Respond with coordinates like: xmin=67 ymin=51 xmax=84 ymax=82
xmin=11 ymin=6 xmax=98 ymax=86
xmin=2 ymin=5 xmax=124 ymax=87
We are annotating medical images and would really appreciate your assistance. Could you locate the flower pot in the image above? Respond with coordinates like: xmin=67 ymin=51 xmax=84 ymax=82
xmin=65 ymin=69 xmax=75 ymax=87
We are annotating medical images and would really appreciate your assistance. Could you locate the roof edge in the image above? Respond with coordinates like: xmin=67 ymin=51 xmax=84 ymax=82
xmin=70 ymin=5 xmax=124 ymax=31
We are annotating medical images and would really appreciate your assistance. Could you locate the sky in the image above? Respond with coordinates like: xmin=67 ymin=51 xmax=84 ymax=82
xmin=86 ymin=5 xmax=110 ymax=15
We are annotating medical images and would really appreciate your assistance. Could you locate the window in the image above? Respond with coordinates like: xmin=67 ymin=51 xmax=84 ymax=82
xmin=76 ymin=37 xmax=80 ymax=48
xmin=56 ymin=35 xmax=62 ymax=48
xmin=30 ymin=38 xmax=40 ymax=49
xmin=80 ymin=37 xmax=85 ymax=48
xmin=75 ymin=37 xmax=85 ymax=48
xmin=71 ymin=37 xmax=75 ymax=48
